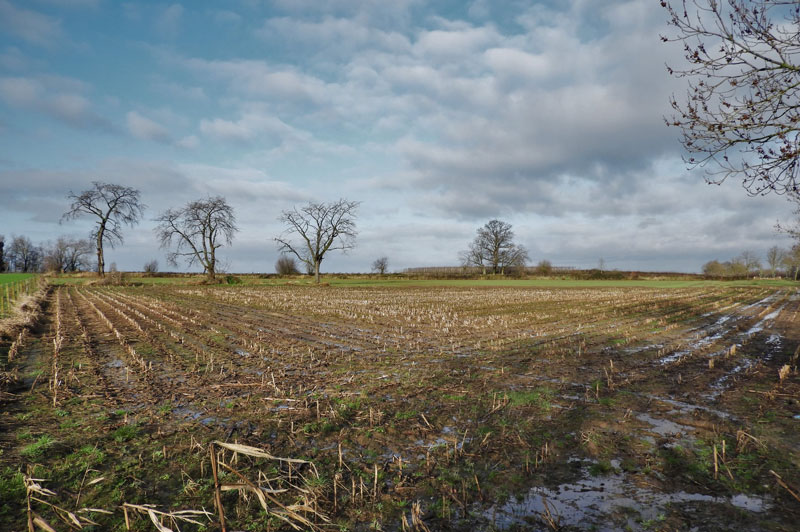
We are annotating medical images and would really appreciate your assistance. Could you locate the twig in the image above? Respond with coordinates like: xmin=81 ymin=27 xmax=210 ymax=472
xmin=770 ymin=470 xmax=800 ymax=503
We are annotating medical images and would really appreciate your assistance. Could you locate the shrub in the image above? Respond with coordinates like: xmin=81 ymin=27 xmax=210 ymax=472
xmin=275 ymin=255 xmax=300 ymax=275
xmin=143 ymin=260 xmax=158 ymax=274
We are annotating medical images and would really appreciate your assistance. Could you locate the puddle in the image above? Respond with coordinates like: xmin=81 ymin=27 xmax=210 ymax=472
xmin=660 ymin=300 xmax=787 ymax=368
xmin=640 ymin=395 xmax=734 ymax=421
xmin=744 ymin=304 xmax=786 ymax=337
xmin=635 ymin=413 xmax=691 ymax=437
xmin=707 ymin=332 xmax=784 ymax=399
xmin=173 ymin=406 xmax=219 ymax=426
xmin=484 ymin=463 xmax=770 ymax=530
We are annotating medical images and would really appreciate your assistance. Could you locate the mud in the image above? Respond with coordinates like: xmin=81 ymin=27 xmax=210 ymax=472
xmin=0 ymin=283 xmax=797 ymax=531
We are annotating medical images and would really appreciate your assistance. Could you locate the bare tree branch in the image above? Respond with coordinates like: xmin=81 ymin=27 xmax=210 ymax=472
xmin=62 ymin=182 xmax=145 ymax=277
xmin=154 ymin=196 xmax=238 ymax=281
xmin=274 ymin=199 xmax=359 ymax=283
xmin=661 ymin=0 xmax=800 ymax=197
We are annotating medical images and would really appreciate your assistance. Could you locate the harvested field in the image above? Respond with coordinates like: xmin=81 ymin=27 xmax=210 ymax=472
xmin=1 ymin=282 xmax=798 ymax=531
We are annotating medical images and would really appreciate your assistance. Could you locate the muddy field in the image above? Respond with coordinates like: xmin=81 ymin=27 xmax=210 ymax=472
xmin=1 ymin=282 xmax=798 ymax=531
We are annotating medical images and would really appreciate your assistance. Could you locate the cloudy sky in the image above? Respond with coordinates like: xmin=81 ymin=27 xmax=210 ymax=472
xmin=0 ymin=0 xmax=796 ymax=274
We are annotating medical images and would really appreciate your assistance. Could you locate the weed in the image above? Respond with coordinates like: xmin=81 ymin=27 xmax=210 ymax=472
xmin=20 ymin=435 xmax=55 ymax=459
xmin=0 ymin=468 xmax=25 ymax=519
xmin=506 ymin=387 xmax=554 ymax=410
xmin=442 ymin=394 xmax=467 ymax=401
xmin=111 ymin=424 xmax=139 ymax=442
xmin=589 ymin=460 xmax=615 ymax=476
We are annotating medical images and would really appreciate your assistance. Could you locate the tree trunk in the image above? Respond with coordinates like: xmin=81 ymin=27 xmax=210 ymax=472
xmin=314 ymin=261 xmax=321 ymax=284
xmin=96 ymin=233 xmax=104 ymax=277
xmin=208 ymin=251 xmax=216 ymax=281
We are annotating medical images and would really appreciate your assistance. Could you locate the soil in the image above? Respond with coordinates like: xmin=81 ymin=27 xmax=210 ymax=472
xmin=0 ymin=283 xmax=798 ymax=531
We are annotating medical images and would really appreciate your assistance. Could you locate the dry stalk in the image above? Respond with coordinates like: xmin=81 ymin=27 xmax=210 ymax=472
xmin=540 ymin=495 xmax=562 ymax=531
xmin=769 ymin=470 xmax=800 ymax=503
xmin=410 ymin=501 xmax=431 ymax=532
xmin=736 ymin=430 xmax=766 ymax=453
xmin=24 ymin=474 xmax=109 ymax=531
xmin=209 ymin=441 xmax=329 ymax=531
xmin=121 ymin=503 xmax=212 ymax=532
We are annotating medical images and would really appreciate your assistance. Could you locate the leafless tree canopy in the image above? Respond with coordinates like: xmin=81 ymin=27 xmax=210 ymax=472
xmin=460 ymin=219 xmax=529 ymax=274
xmin=782 ymin=243 xmax=800 ymax=279
xmin=371 ymin=256 xmax=389 ymax=275
xmin=0 ymin=235 xmax=5 ymax=273
xmin=6 ymin=235 xmax=42 ymax=273
xmin=275 ymin=254 xmax=300 ymax=275
xmin=661 ymin=1 xmax=800 ymax=196
xmin=275 ymin=199 xmax=360 ymax=283
xmin=62 ymin=182 xmax=145 ymax=276
xmin=143 ymin=260 xmax=159 ymax=274
xmin=43 ymin=237 xmax=92 ymax=273
xmin=766 ymin=245 xmax=785 ymax=276
xmin=155 ymin=196 xmax=238 ymax=281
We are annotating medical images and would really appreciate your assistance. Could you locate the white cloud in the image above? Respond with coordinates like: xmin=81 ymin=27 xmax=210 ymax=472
xmin=199 ymin=113 xmax=295 ymax=143
xmin=176 ymin=135 xmax=198 ymax=149
xmin=0 ymin=1 xmax=62 ymax=47
xmin=126 ymin=111 xmax=171 ymax=143
xmin=413 ymin=25 xmax=499 ymax=61
xmin=0 ymin=75 xmax=111 ymax=130
xmin=32 ymin=0 xmax=99 ymax=7
xmin=179 ymin=56 xmax=331 ymax=105
xmin=156 ymin=3 xmax=183 ymax=37
xmin=0 ymin=46 xmax=43 ymax=70
xmin=0 ymin=76 xmax=40 ymax=106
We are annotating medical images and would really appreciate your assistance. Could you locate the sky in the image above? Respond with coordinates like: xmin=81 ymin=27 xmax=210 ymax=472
xmin=0 ymin=0 xmax=796 ymax=274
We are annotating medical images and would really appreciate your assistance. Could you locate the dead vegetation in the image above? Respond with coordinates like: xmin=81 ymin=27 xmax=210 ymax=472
xmin=0 ymin=282 xmax=798 ymax=530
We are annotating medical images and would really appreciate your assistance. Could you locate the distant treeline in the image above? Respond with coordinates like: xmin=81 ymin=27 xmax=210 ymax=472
xmin=702 ymin=247 xmax=800 ymax=280
xmin=400 ymin=266 xmax=700 ymax=280
xmin=402 ymin=265 xmax=574 ymax=278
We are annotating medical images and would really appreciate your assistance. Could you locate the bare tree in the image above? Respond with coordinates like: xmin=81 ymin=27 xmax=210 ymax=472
xmin=661 ymin=1 xmax=800 ymax=196
xmin=6 ymin=236 xmax=42 ymax=272
xmin=737 ymin=250 xmax=762 ymax=276
xmin=62 ymin=182 xmax=145 ymax=277
xmin=460 ymin=220 xmax=529 ymax=274
xmin=783 ymin=244 xmax=800 ymax=280
xmin=155 ymin=196 xmax=238 ymax=281
xmin=143 ymin=260 xmax=159 ymax=274
xmin=43 ymin=237 xmax=92 ymax=272
xmin=275 ymin=199 xmax=360 ymax=284
xmin=766 ymin=246 xmax=786 ymax=277
xmin=371 ymin=256 xmax=389 ymax=275
xmin=0 ymin=235 xmax=5 ymax=272
xmin=275 ymin=255 xmax=300 ymax=275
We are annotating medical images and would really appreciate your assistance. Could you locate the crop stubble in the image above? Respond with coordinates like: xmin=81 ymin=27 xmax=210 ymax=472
xmin=0 ymin=282 xmax=798 ymax=531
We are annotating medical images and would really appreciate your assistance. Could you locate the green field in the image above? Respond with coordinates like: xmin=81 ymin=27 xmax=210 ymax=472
xmin=46 ymin=272 xmax=798 ymax=289
xmin=0 ymin=273 xmax=35 ymax=285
